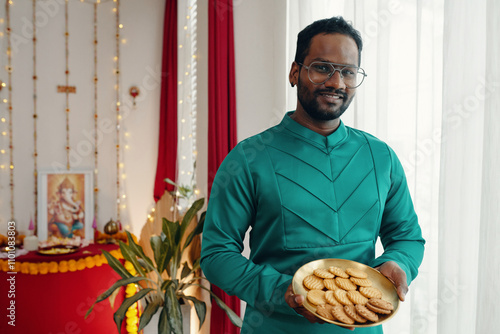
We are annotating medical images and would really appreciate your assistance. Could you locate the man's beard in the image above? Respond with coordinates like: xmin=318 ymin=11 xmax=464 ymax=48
xmin=296 ymin=75 xmax=353 ymax=121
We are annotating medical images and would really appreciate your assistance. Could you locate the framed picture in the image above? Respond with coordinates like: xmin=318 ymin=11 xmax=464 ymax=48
xmin=38 ymin=170 xmax=94 ymax=242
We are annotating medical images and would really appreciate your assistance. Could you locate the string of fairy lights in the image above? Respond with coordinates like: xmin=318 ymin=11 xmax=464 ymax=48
xmin=32 ymin=0 xmax=38 ymax=233
xmin=0 ymin=0 xmax=129 ymax=232
xmin=6 ymin=0 xmax=14 ymax=223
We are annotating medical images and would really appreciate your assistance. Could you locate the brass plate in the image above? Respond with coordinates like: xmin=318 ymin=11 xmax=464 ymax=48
xmin=37 ymin=245 xmax=80 ymax=256
xmin=292 ymin=258 xmax=399 ymax=328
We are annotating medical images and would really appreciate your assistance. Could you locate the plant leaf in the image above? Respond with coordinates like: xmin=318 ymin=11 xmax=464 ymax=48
xmin=161 ymin=279 xmax=174 ymax=292
xmin=85 ymin=276 xmax=146 ymax=319
xmin=179 ymin=198 xmax=204 ymax=241
xmin=182 ymin=211 xmax=206 ymax=251
xmin=162 ymin=217 xmax=180 ymax=247
xmin=180 ymin=262 xmax=192 ymax=280
xmin=113 ymin=288 xmax=154 ymax=333
xmin=150 ymin=235 xmax=169 ymax=273
xmin=125 ymin=230 xmax=155 ymax=269
xmin=158 ymin=303 xmax=171 ymax=334
xmin=119 ymin=241 xmax=146 ymax=277
xmin=191 ymin=283 xmax=243 ymax=328
xmin=165 ymin=283 xmax=183 ymax=334
xmin=182 ymin=295 xmax=206 ymax=330
xmin=138 ymin=299 xmax=161 ymax=331
xmin=101 ymin=250 xmax=132 ymax=279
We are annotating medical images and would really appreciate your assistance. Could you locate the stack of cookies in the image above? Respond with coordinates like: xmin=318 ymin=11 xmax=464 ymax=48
xmin=302 ymin=266 xmax=394 ymax=325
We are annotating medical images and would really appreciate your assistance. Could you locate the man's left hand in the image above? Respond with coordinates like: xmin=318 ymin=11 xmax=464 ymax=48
xmin=376 ymin=261 xmax=408 ymax=301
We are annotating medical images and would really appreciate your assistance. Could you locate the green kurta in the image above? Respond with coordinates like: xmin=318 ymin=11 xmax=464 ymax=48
xmin=200 ymin=112 xmax=425 ymax=334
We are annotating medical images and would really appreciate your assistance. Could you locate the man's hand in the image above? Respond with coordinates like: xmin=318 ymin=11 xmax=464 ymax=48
xmin=284 ymin=283 xmax=325 ymax=323
xmin=376 ymin=261 xmax=408 ymax=301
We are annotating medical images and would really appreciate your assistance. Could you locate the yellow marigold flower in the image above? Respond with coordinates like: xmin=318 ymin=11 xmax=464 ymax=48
xmin=48 ymin=261 xmax=58 ymax=273
xmin=39 ymin=262 xmax=49 ymax=275
xmin=124 ymin=261 xmax=134 ymax=271
xmin=126 ymin=324 xmax=138 ymax=333
xmin=21 ymin=262 xmax=29 ymax=274
xmin=76 ymin=258 xmax=86 ymax=271
xmin=29 ymin=263 xmax=39 ymax=275
xmin=14 ymin=261 xmax=21 ymax=272
xmin=126 ymin=307 xmax=138 ymax=317
xmin=126 ymin=315 xmax=139 ymax=326
xmin=125 ymin=284 xmax=136 ymax=297
xmin=85 ymin=256 xmax=95 ymax=269
xmin=68 ymin=259 xmax=77 ymax=272
xmin=93 ymin=254 xmax=103 ymax=267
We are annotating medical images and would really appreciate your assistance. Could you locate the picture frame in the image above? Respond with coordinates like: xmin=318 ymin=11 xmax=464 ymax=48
xmin=38 ymin=170 xmax=94 ymax=242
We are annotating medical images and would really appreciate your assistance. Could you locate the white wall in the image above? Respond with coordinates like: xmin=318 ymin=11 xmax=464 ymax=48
xmin=0 ymin=0 xmax=165 ymax=236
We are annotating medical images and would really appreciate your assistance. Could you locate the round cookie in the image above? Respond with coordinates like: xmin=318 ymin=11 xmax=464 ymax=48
xmin=328 ymin=266 xmax=349 ymax=278
xmin=316 ymin=304 xmax=335 ymax=321
xmin=359 ymin=286 xmax=383 ymax=299
xmin=344 ymin=305 xmax=367 ymax=323
xmin=346 ymin=290 xmax=369 ymax=305
xmin=331 ymin=305 xmax=355 ymax=325
xmin=345 ymin=267 xmax=368 ymax=279
xmin=333 ymin=289 xmax=353 ymax=306
xmin=323 ymin=278 xmax=339 ymax=291
xmin=307 ymin=289 xmax=326 ymax=305
xmin=335 ymin=277 xmax=357 ymax=291
xmin=367 ymin=298 xmax=394 ymax=311
xmin=303 ymin=274 xmax=325 ymax=290
xmin=314 ymin=268 xmax=335 ymax=279
xmin=355 ymin=304 xmax=379 ymax=322
xmin=325 ymin=290 xmax=341 ymax=306
xmin=366 ymin=303 xmax=392 ymax=315
xmin=350 ymin=277 xmax=372 ymax=287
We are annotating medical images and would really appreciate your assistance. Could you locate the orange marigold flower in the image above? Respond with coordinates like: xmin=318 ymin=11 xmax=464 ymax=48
xmin=68 ymin=259 xmax=77 ymax=272
xmin=39 ymin=262 xmax=49 ymax=275
xmin=21 ymin=262 xmax=29 ymax=274
xmin=85 ymin=256 xmax=95 ymax=269
xmin=48 ymin=261 xmax=59 ymax=273
xmin=29 ymin=263 xmax=39 ymax=275
xmin=77 ymin=258 xmax=86 ymax=271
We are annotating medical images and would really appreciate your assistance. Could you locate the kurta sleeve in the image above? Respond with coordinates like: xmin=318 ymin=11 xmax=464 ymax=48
xmin=370 ymin=147 xmax=425 ymax=285
xmin=200 ymin=143 xmax=297 ymax=316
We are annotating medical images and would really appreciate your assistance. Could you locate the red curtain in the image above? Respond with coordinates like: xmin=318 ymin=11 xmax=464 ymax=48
xmin=208 ymin=0 xmax=240 ymax=332
xmin=154 ymin=0 xmax=178 ymax=202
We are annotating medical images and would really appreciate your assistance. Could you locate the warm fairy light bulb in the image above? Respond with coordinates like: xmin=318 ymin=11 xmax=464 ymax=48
xmin=125 ymin=145 xmax=129 ymax=149
xmin=122 ymin=204 xmax=126 ymax=209
xmin=2 ymin=131 xmax=7 ymax=136
xmin=119 ymin=163 xmax=124 ymax=168
xmin=194 ymin=189 xmax=200 ymax=195
xmin=1 ymin=117 xmax=5 ymax=122
xmin=184 ymin=26 xmax=187 ymax=30
xmin=119 ymin=24 xmax=123 ymax=29
xmin=0 ymin=165 xmax=5 ymax=169
xmin=113 ymin=8 xmax=117 ymax=12
xmin=3 ymin=99 xmax=7 ymax=103
xmin=122 ymin=194 xmax=126 ymax=199
xmin=151 ymin=208 xmax=155 ymax=212
xmin=121 ymin=39 xmax=127 ymax=44
xmin=121 ymin=173 xmax=126 ymax=179
xmin=178 ymin=81 xmax=182 ymax=85
xmin=10 ymin=164 xmax=14 ymax=169
xmin=0 ymin=149 xmax=5 ymax=154
xmin=179 ymin=100 xmax=183 ymax=104
xmin=179 ymin=44 xmax=183 ymax=48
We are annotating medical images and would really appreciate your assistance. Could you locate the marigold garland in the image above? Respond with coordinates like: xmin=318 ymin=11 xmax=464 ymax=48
xmin=0 ymin=249 xmax=123 ymax=275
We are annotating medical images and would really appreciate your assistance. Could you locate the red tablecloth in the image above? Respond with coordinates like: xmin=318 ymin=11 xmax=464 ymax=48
xmin=0 ymin=244 xmax=128 ymax=334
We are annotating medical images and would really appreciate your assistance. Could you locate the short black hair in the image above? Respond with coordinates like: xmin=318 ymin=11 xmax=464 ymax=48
xmin=294 ymin=16 xmax=363 ymax=66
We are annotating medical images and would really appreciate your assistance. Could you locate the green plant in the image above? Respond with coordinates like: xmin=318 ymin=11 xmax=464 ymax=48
xmin=85 ymin=198 xmax=242 ymax=333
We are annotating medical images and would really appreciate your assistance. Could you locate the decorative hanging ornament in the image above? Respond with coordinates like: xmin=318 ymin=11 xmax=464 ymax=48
xmin=129 ymin=86 xmax=140 ymax=108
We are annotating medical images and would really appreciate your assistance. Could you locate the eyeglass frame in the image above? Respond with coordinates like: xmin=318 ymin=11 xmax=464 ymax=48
xmin=297 ymin=61 xmax=367 ymax=88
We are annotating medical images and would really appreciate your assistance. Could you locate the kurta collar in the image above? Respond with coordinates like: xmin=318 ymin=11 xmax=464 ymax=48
xmin=280 ymin=111 xmax=348 ymax=151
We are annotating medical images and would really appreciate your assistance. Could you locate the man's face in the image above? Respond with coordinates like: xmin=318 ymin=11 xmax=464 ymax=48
xmin=296 ymin=33 xmax=359 ymax=121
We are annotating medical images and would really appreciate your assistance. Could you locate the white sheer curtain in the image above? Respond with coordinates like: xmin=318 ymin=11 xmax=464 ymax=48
xmin=286 ymin=0 xmax=494 ymax=333
xmin=440 ymin=0 xmax=499 ymax=333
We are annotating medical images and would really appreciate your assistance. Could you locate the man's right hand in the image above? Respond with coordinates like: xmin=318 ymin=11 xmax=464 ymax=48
xmin=284 ymin=283 xmax=325 ymax=323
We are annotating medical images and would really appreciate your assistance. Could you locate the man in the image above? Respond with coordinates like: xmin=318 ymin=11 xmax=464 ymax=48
xmin=200 ymin=16 xmax=424 ymax=333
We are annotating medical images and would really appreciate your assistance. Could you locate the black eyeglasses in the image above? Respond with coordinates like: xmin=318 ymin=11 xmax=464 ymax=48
xmin=297 ymin=61 xmax=367 ymax=88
